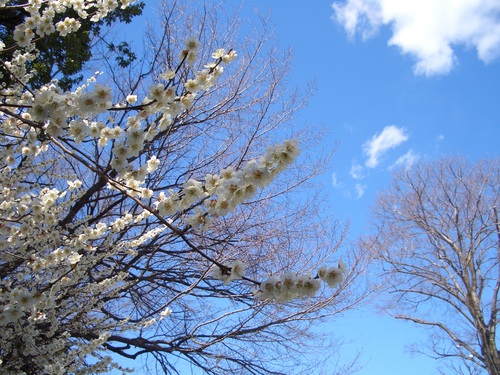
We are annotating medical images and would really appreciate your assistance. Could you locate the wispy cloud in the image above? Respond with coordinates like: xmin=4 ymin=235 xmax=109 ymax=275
xmin=355 ymin=183 xmax=367 ymax=198
xmin=343 ymin=123 xmax=357 ymax=133
xmin=332 ymin=0 xmax=500 ymax=75
xmin=332 ymin=172 xmax=341 ymax=188
xmin=363 ymin=125 xmax=408 ymax=168
xmin=350 ymin=161 xmax=365 ymax=180
xmin=391 ymin=149 xmax=419 ymax=170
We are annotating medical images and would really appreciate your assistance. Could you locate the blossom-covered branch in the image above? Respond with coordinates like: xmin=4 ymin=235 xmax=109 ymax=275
xmin=0 ymin=1 xmax=360 ymax=374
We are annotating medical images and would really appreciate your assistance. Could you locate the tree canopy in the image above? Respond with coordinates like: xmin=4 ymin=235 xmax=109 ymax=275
xmin=0 ymin=0 xmax=144 ymax=91
xmin=366 ymin=157 xmax=500 ymax=375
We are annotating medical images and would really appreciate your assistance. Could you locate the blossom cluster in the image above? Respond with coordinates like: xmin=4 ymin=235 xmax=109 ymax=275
xmin=256 ymin=262 xmax=346 ymax=303
xmin=0 ymin=162 xmax=131 ymax=371
xmin=11 ymin=0 xmax=129 ymax=49
xmin=155 ymin=138 xmax=301 ymax=230
xmin=318 ymin=260 xmax=346 ymax=287
xmin=212 ymin=260 xmax=346 ymax=303
xmin=212 ymin=260 xmax=247 ymax=284
xmin=257 ymin=272 xmax=322 ymax=302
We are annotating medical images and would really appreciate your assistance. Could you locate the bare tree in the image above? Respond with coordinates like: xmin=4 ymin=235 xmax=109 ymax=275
xmin=365 ymin=157 xmax=500 ymax=374
xmin=0 ymin=0 xmax=371 ymax=374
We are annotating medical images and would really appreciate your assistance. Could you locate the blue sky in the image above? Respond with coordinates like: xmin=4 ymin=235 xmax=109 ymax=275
xmin=123 ymin=0 xmax=500 ymax=373
xmin=245 ymin=0 xmax=500 ymax=374
xmin=253 ymin=0 xmax=500 ymax=225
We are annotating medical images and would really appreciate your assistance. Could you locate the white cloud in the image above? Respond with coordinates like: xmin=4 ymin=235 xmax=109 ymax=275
xmin=355 ymin=183 xmax=367 ymax=198
xmin=332 ymin=172 xmax=341 ymax=187
xmin=350 ymin=161 xmax=365 ymax=180
xmin=332 ymin=0 xmax=500 ymax=75
xmin=332 ymin=0 xmax=382 ymax=40
xmin=391 ymin=149 xmax=419 ymax=170
xmin=363 ymin=125 xmax=408 ymax=168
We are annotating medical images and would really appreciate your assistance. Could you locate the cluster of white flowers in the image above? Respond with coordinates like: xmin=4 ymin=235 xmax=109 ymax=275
xmin=212 ymin=259 xmax=346 ymax=303
xmin=212 ymin=260 xmax=247 ymax=284
xmin=182 ymin=35 xmax=201 ymax=66
xmin=0 ymin=1 xmax=152 ymax=372
xmin=180 ymin=139 xmax=300 ymax=229
xmin=318 ymin=260 xmax=346 ymax=287
xmin=11 ymin=0 xmax=128 ymax=49
xmin=257 ymin=272 xmax=320 ymax=302
xmin=256 ymin=261 xmax=346 ymax=303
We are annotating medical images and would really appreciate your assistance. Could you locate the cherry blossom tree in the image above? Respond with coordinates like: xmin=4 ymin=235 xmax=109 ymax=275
xmin=0 ymin=0 xmax=369 ymax=373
